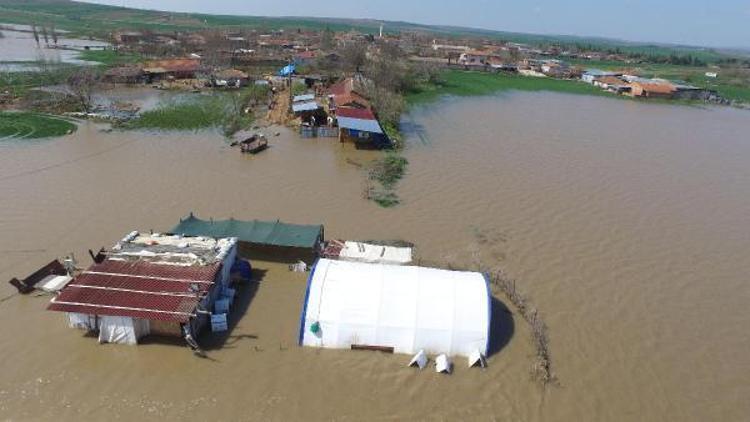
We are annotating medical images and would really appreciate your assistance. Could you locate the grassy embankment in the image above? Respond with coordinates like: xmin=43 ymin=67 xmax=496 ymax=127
xmin=0 ymin=111 xmax=76 ymax=139
xmin=406 ymin=70 xmax=614 ymax=104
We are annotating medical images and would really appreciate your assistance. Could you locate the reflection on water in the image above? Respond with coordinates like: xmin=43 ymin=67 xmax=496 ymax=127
xmin=0 ymin=91 xmax=748 ymax=420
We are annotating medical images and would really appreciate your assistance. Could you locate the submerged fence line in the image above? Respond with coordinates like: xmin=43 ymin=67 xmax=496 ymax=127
xmin=488 ymin=271 xmax=557 ymax=386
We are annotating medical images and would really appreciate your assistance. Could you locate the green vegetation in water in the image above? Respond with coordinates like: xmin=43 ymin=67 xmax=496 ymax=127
xmin=125 ymin=86 xmax=268 ymax=135
xmin=125 ymin=96 xmax=232 ymax=131
xmin=0 ymin=111 xmax=76 ymax=139
xmin=0 ymin=66 xmax=78 ymax=97
xmin=381 ymin=121 xmax=403 ymax=148
xmin=406 ymin=70 xmax=613 ymax=104
xmin=368 ymin=152 xmax=409 ymax=208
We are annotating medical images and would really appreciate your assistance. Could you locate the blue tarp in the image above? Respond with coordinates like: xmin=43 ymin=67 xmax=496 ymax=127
xmin=278 ymin=64 xmax=296 ymax=77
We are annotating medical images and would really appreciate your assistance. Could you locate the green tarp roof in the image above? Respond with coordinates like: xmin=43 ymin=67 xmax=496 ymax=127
xmin=171 ymin=215 xmax=323 ymax=249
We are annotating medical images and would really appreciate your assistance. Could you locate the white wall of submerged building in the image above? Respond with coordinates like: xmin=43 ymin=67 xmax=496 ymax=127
xmin=299 ymin=259 xmax=491 ymax=357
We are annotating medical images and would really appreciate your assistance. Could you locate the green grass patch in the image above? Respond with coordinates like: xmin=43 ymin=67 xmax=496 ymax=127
xmin=0 ymin=66 xmax=78 ymax=97
xmin=714 ymin=84 xmax=750 ymax=102
xmin=77 ymin=49 xmax=141 ymax=66
xmin=406 ymin=70 xmax=613 ymax=104
xmin=0 ymin=111 xmax=76 ymax=139
xmin=125 ymin=96 xmax=230 ymax=131
xmin=124 ymin=91 xmax=259 ymax=134
xmin=367 ymin=151 xmax=408 ymax=208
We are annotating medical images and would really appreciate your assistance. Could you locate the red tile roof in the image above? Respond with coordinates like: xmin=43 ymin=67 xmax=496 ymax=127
xmin=47 ymin=260 xmax=221 ymax=322
xmin=632 ymin=81 xmax=676 ymax=94
xmin=336 ymin=107 xmax=376 ymax=120
xmin=332 ymin=92 xmax=370 ymax=109
xmin=328 ymin=77 xmax=355 ymax=96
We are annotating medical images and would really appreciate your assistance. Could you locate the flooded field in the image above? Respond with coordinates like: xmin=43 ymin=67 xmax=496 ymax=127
xmin=0 ymin=24 xmax=107 ymax=70
xmin=1 ymin=91 xmax=749 ymax=420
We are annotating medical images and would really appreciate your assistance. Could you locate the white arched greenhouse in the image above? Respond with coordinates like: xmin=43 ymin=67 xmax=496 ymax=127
xmin=298 ymin=259 xmax=491 ymax=357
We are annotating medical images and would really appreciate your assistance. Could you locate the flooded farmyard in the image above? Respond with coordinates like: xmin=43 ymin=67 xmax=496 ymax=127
xmin=1 ymin=90 xmax=749 ymax=420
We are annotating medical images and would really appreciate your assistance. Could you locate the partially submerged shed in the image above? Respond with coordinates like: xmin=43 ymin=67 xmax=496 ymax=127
xmin=335 ymin=108 xmax=390 ymax=149
xmin=299 ymin=259 xmax=491 ymax=357
xmin=171 ymin=214 xmax=323 ymax=260
xmin=48 ymin=232 xmax=238 ymax=345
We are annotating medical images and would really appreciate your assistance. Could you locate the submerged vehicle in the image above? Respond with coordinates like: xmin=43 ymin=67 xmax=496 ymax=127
xmin=238 ymin=134 xmax=268 ymax=154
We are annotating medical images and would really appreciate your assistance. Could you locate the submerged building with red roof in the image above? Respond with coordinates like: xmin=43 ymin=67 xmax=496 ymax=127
xmin=48 ymin=232 xmax=238 ymax=345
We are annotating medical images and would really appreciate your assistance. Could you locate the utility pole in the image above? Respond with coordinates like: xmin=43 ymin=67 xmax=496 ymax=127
xmin=287 ymin=56 xmax=293 ymax=114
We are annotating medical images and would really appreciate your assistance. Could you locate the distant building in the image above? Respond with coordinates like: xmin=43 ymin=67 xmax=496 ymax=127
xmin=142 ymin=58 xmax=201 ymax=82
xmin=593 ymin=76 xmax=631 ymax=94
xmin=582 ymin=69 xmax=622 ymax=84
xmin=627 ymin=81 xmax=677 ymax=98
xmin=102 ymin=65 xmax=145 ymax=84
xmin=212 ymin=68 xmax=249 ymax=87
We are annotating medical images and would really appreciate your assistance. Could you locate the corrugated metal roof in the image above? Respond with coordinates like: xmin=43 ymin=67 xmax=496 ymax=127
xmin=335 ymin=108 xmax=375 ymax=120
xmin=292 ymin=101 xmax=321 ymax=113
xmin=293 ymin=94 xmax=315 ymax=102
xmin=337 ymin=117 xmax=383 ymax=134
xmin=47 ymin=261 xmax=221 ymax=322
xmin=171 ymin=215 xmax=323 ymax=249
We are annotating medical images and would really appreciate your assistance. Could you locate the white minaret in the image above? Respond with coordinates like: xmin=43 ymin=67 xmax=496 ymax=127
xmin=379 ymin=24 xmax=383 ymax=39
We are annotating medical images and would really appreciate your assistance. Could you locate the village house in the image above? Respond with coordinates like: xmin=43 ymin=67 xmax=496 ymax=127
xmin=335 ymin=107 xmax=390 ymax=149
xmin=458 ymin=50 xmax=488 ymax=67
xmin=102 ymin=65 xmax=145 ymax=84
xmin=48 ymin=232 xmax=238 ymax=345
xmin=581 ymin=69 xmax=622 ymax=84
xmin=212 ymin=68 xmax=249 ymax=88
xmin=327 ymin=77 xmax=370 ymax=110
xmin=593 ymin=76 xmax=632 ymax=94
xmin=627 ymin=80 xmax=677 ymax=98
xmin=142 ymin=58 xmax=201 ymax=82
xmin=540 ymin=60 xmax=572 ymax=77
xmin=114 ymin=31 xmax=144 ymax=45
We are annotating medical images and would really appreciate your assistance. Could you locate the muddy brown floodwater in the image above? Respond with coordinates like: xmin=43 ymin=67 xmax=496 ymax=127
xmin=1 ymin=91 xmax=749 ymax=421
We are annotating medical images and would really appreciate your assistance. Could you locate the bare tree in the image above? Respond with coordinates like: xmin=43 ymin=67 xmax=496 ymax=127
xmin=41 ymin=26 xmax=49 ymax=46
xmin=51 ymin=24 xmax=58 ymax=46
xmin=320 ymin=27 xmax=335 ymax=51
xmin=31 ymin=24 xmax=40 ymax=47
xmin=338 ymin=41 xmax=368 ymax=73
xmin=66 ymin=68 xmax=99 ymax=113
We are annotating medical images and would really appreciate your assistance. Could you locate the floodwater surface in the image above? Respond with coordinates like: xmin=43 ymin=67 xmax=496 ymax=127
xmin=0 ymin=91 xmax=749 ymax=421
xmin=0 ymin=24 xmax=108 ymax=70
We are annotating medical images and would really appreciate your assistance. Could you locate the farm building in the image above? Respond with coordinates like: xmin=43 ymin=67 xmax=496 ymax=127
xmin=627 ymin=81 xmax=676 ymax=98
xmin=594 ymin=76 xmax=632 ymax=94
xmin=212 ymin=69 xmax=249 ymax=88
xmin=581 ymin=69 xmax=622 ymax=84
xmin=321 ymin=240 xmax=413 ymax=265
xmin=292 ymin=93 xmax=326 ymax=124
xmin=171 ymin=214 xmax=323 ymax=261
xmin=299 ymin=259 xmax=491 ymax=357
xmin=47 ymin=232 xmax=238 ymax=345
xmin=102 ymin=65 xmax=145 ymax=84
xmin=143 ymin=58 xmax=201 ymax=82
xmin=335 ymin=107 xmax=390 ymax=149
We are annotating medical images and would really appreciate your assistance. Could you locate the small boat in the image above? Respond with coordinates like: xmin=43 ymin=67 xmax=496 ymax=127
xmin=240 ymin=134 xmax=268 ymax=154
